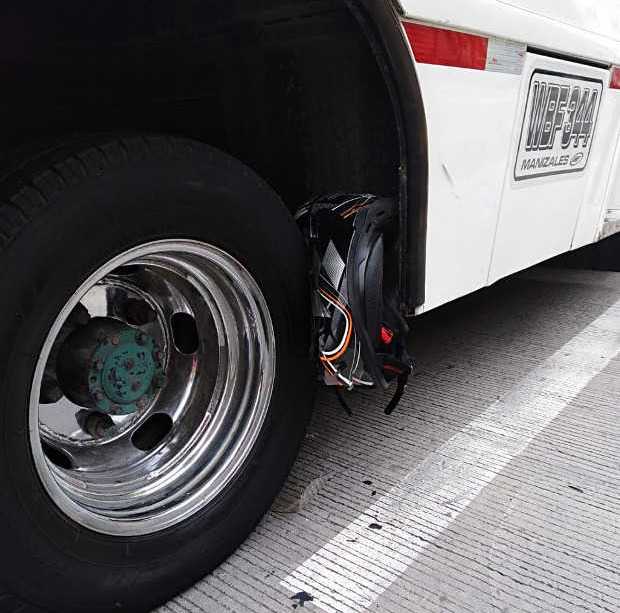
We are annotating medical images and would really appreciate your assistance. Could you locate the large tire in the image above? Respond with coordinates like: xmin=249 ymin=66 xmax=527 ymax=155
xmin=0 ymin=135 xmax=314 ymax=612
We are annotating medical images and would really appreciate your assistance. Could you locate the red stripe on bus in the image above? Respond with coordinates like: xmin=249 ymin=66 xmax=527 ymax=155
xmin=611 ymin=66 xmax=620 ymax=90
xmin=403 ymin=22 xmax=488 ymax=70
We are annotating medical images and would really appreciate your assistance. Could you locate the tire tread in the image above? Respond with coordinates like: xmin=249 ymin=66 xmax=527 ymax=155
xmin=0 ymin=134 xmax=201 ymax=257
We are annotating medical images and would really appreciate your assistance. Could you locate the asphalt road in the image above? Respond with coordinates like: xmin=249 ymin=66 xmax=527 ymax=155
xmin=160 ymin=267 xmax=620 ymax=613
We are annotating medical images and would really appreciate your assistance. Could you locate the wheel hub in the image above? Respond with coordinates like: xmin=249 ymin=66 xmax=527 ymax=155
xmin=58 ymin=318 xmax=165 ymax=415
xmin=93 ymin=328 xmax=163 ymax=414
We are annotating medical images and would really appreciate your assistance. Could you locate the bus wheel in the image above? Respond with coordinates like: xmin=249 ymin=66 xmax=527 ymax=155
xmin=0 ymin=135 xmax=313 ymax=613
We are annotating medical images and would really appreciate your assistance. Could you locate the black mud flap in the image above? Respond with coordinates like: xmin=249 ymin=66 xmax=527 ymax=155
xmin=296 ymin=194 xmax=413 ymax=415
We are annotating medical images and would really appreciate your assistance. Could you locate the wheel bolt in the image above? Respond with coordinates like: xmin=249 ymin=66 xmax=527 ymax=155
xmin=76 ymin=410 xmax=114 ymax=438
xmin=111 ymin=335 xmax=120 ymax=346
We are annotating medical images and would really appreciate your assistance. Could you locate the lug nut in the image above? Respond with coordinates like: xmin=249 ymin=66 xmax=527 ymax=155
xmin=111 ymin=335 xmax=120 ymax=346
xmin=76 ymin=410 xmax=114 ymax=438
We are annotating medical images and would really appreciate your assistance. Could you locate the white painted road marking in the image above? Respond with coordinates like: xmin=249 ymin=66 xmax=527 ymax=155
xmin=281 ymin=300 xmax=620 ymax=612
xmin=161 ymin=270 xmax=620 ymax=613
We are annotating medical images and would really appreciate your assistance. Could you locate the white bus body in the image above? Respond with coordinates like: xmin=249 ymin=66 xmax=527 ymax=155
xmin=396 ymin=0 xmax=620 ymax=312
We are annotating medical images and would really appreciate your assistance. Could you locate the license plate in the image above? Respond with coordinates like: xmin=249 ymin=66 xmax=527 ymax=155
xmin=514 ymin=70 xmax=603 ymax=181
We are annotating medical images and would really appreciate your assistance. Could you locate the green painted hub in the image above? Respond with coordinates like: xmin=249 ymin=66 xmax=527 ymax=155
xmin=88 ymin=329 xmax=164 ymax=416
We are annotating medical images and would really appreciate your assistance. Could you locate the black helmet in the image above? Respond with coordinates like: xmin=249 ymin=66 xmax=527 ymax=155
xmin=296 ymin=194 xmax=413 ymax=414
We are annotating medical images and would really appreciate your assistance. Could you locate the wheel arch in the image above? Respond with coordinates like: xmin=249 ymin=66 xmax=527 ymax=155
xmin=0 ymin=0 xmax=429 ymax=311
xmin=349 ymin=0 xmax=429 ymax=310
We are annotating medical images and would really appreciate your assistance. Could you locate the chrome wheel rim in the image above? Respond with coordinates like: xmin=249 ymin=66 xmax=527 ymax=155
xmin=29 ymin=240 xmax=276 ymax=536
